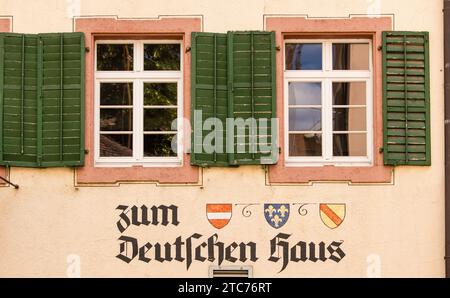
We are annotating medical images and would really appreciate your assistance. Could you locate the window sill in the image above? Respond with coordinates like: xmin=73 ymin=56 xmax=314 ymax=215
xmin=94 ymin=159 xmax=183 ymax=168
xmin=285 ymin=159 xmax=373 ymax=167
xmin=269 ymin=162 xmax=392 ymax=184
xmin=76 ymin=155 xmax=198 ymax=185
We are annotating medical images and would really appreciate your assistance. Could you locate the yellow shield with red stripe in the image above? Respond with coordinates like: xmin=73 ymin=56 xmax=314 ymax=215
xmin=319 ymin=204 xmax=346 ymax=229
xmin=206 ymin=204 xmax=232 ymax=229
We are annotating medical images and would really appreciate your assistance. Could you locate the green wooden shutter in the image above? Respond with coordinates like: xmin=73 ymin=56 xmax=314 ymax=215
xmin=190 ymin=31 xmax=277 ymax=167
xmin=382 ymin=31 xmax=430 ymax=166
xmin=0 ymin=32 xmax=85 ymax=167
xmin=0 ymin=34 xmax=39 ymax=166
xmin=40 ymin=33 xmax=85 ymax=167
xmin=191 ymin=32 xmax=229 ymax=166
xmin=227 ymin=31 xmax=277 ymax=165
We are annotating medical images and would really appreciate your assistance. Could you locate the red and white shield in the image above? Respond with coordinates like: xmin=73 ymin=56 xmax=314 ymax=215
xmin=206 ymin=204 xmax=232 ymax=229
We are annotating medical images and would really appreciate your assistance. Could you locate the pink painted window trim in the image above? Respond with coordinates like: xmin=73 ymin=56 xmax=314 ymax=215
xmin=266 ymin=16 xmax=393 ymax=184
xmin=0 ymin=17 xmax=12 ymax=183
xmin=74 ymin=17 xmax=201 ymax=184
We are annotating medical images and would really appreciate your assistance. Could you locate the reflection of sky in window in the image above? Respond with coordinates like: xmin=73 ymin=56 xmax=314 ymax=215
xmin=290 ymin=44 xmax=322 ymax=70
xmin=289 ymin=108 xmax=322 ymax=131
xmin=289 ymin=82 xmax=321 ymax=105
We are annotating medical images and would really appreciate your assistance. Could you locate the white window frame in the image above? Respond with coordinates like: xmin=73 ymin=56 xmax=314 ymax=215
xmin=284 ymin=39 xmax=373 ymax=167
xmin=94 ymin=40 xmax=183 ymax=167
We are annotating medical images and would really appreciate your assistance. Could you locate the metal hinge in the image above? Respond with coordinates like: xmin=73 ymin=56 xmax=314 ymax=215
xmin=0 ymin=175 xmax=19 ymax=189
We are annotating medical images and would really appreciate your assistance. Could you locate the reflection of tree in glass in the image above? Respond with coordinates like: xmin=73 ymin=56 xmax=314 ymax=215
xmin=144 ymin=109 xmax=177 ymax=131
xmin=144 ymin=83 xmax=177 ymax=133
xmin=97 ymin=44 xmax=133 ymax=71
xmin=99 ymin=82 xmax=133 ymax=149
xmin=144 ymin=44 xmax=180 ymax=70
xmin=144 ymin=134 xmax=176 ymax=157
xmin=100 ymin=83 xmax=133 ymax=105
xmin=144 ymin=83 xmax=177 ymax=105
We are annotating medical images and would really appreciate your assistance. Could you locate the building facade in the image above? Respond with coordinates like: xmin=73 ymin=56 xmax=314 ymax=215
xmin=0 ymin=0 xmax=445 ymax=277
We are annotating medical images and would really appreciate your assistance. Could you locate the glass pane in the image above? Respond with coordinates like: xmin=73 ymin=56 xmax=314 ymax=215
xmin=100 ymin=83 xmax=133 ymax=106
xmin=288 ymin=82 xmax=321 ymax=105
xmin=285 ymin=43 xmax=322 ymax=70
xmin=333 ymin=133 xmax=367 ymax=156
xmin=333 ymin=108 xmax=366 ymax=131
xmin=289 ymin=133 xmax=322 ymax=156
xmin=97 ymin=44 xmax=133 ymax=71
xmin=332 ymin=82 xmax=366 ymax=106
xmin=289 ymin=108 xmax=321 ymax=131
xmin=332 ymin=43 xmax=370 ymax=70
xmin=144 ymin=44 xmax=181 ymax=71
xmin=144 ymin=83 xmax=177 ymax=106
xmin=100 ymin=109 xmax=132 ymax=131
xmin=144 ymin=134 xmax=177 ymax=157
xmin=144 ymin=108 xmax=177 ymax=131
xmin=100 ymin=134 xmax=133 ymax=157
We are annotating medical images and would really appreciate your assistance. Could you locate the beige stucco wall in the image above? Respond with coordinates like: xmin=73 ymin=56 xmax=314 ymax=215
xmin=0 ymin=0 xmax=445 ymax=277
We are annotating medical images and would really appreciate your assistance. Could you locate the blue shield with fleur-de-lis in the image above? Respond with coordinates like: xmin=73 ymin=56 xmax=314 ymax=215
xmin=264 ymin=204 xmax=290 ymax=229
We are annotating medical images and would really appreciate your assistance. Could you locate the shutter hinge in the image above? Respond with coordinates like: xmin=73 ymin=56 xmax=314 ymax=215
xmin=377 ymin=45 xmax=383 ymax=51
xmin=84 ymin=149 xmax=89 ymax=155
xmin=85 ymin=47 xmax=90 ymax=53
xmin=278 ymin=147 xmax=282 ymax=154
xmin=185 ymin=47 xmax=191 ymax=53
xmin=275 ymin=46 xmax=281 ymax=51
xmin=0 ymin=175 xmax=19 ymax=189
xmin=379 ymin=147 xmax=384 ymax=153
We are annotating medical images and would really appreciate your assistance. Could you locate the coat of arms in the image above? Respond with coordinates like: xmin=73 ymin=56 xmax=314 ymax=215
xmin=206 ymin=204 xmax=232 ymax=229
xmin=319 ymin=203 xmax=346 ymax=229
xmin=264 ymin=204 xmax=290 ymax=229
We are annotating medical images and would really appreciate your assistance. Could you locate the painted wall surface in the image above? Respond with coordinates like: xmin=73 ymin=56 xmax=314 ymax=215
xmin=0 ymin=0 xmax=445 ymax=277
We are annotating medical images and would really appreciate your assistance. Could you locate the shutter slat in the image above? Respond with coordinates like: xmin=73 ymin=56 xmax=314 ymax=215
xmin=383 ymin=31 xmax=430 ymax=166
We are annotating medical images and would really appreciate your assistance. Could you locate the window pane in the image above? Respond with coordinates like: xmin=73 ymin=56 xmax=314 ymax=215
xmin=332 ymin=82 xmax=366 ymax=106
xmin=333 ymin=133 xmax=367 ymax=156
xmin=144 ymin=83 xmax=177 ymax=106
xmin=285 ymin=43 xmax=322 ymax=70
xmin=97 ymin=44 xmax=133 ymax=71
xmin=144 ymin=44 xmax=181 ymax=71
xmin=100 ymin=109 xmax=132 ymax=131
xmin=289 ymin=133 xmax=322 ymax=156
xmin=100 ymin=83 xmax=133 ymax=106
xmin=289 ymin=108 xmax=321 ymax=131
xmin=332 ymin=43 xmax=370 ymax=70
xmin=144 ymin=134 xmax=177 ymax=157
xmin=288 ymin=82 xmax=321 ymax=105
xmin=100 ymin=134 xmax=133 ymax=157
xmin=333 ymin=108 xmax=366 ymax=131
xmin=144 ymin=108 xmax=177 ymax=131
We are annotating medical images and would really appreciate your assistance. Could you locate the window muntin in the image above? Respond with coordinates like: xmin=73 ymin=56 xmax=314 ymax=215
xmin=284 ymin=39 xmax=372 ymax=165
xmin=95 ymin=40 xmax=182 ymax=166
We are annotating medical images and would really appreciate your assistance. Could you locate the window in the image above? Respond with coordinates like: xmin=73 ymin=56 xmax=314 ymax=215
xmin=209 ymin=266 xmax=253 ymax=278
xmin=284 ymin=39 xmax=372 ymax=166
xmin=95 ymin=40 xmax=182 ymax=166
